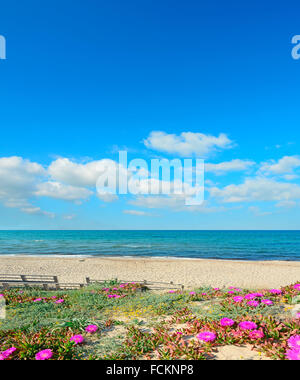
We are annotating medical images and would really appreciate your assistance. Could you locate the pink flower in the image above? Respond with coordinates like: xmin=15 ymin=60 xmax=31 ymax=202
xmin=201 ymin=293 xmax=207 ymax=296
xmin=247 ymin=300 xmax=259 ymax=307
xmin=261 ymin=299 xmax=273 ymax=306
xmin=244 ymin=293 xmax=257 ymax=300
xmin=33 ymin=298 xmax=42 ymax=302
xmin=70 ymin=335 xmax=84 ymax=345
xmin=294 ymin=284 xmax=300 ymax=291
xmin=0 ymin=294 xmax=4 ymax=298
xmin=169 ymin=290 xmax=176 ymax=293
xmin=196 ymin=331 xmax=217 ymax=342
xmin=4 ymin=347 xmax=16 ymax=356
xmin=268 ymin=289 xmax=282 ymax=295
xmin=85 ymin=324 xmax=98 ymax=333
xmin=249 ymin=330 xmax=264 ymax=340
xmin=228 ymin=291 xmax=235 ymax=294
xmin=285 ymin=348 xmax=300 ymax=360
xmin=35 ymin=349 xmax=53 ymax=360
xmin=239 ymin=321 xmax=258 ymax=330
xmin=55 ymin=299 xmax=64 ymax=304
xmin=253 ymin=292 xmax=263 ymax=297
xmin=0 ymin=347 xmax=16 ymax=360
xmin=213 ymin=288 xmax=220 ymax=291
xmin=176 ymin=332 xmax=183 ymax=335
xmin=51 ymin=296 xmax=57 ymax=299
xmin=233 ymin=296 xmax=244 ymax=303
xmin=288 ymin=335 xmax=300 ymax=349
xmin=189 ymin=291 xmax=196 ymax=295
xmin=296 ymin=313 xmax=300 ymax=319
xmin=220 ymin=318 xmax=235 ymax=327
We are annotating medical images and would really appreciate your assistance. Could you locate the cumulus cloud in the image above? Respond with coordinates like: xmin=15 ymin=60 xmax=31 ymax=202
xmin=129 ymin=196 xmax=225 ymax=213
xmin=35 ymin=182 xmax=93 ymax=201
xmin=143 ymin=131 xmax=233 ymax=157
xmin=0 ymin=156 xmax=45 ymax=208
xmin=48 ymin=158 xmax=121 ymax=187
xmin=205 ymin=159 xmax=255 ymax=174
xmin=21 ymin=207 xmax=55 ymax=218
xmin=210 ymin=177 xmax=300 ymax=204
xmin=259 ymin=156 xmax=300 ymax=176
xmin=123 ymin=209 xmax=152 ymax=216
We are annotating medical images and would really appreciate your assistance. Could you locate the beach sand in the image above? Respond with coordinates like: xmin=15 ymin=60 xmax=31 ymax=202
xmin=0 ymin=256 xmax=299 ymax=289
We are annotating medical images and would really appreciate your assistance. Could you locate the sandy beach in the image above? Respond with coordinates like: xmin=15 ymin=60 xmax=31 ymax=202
xmin=0 ymin=256 xmax=299 ymax=289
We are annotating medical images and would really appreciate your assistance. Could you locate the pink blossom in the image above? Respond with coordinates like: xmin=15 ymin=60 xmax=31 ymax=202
xmin=253 ymin=292 xmax=263 ymax=297
xmin=85 ymin=324 xmax=98 ymax=333
xmin=168 ymin=290 xmax=176 ymax=293
xmin=0 ymin=347 xmax=16 ymax=360
xmin=35 ymin=349 xmax=53 ymax=360
xmin=285 ymin=348 xmax=300 ymax=360
xmin=201 ymin=293 xmax=207 ymax=296
xmin=196 ymin=331 xmax=217 ymax=342
xmin=233 ymin=296 xmax=244 ymax=303
xmin=268 ymin=289 xmax=282 ymax=295
xmin=189 ymin=291 xmax=196 ymax=295
xmin=33 ymin=298 xmax=42 ymax=302
xmin=0 ymin=294 xmax=4 ymax=298
xmin=296 ymin=313 xmax=300 ymax=319
xmin=213 ymin=288 xmax=220 ymax=291
xmin=55 ymin=299 xmax=64 ymax=304
xmin=70 ymin=335 xmax=84 ymax=345
xmin=247 ymin=300 xmax=259 ymax=307
xmin=249 ymin=330 xmax=264 ymax=340
xmin=238 ymin=321 xmax=258 ymax=330
xmin=220 ymin=318 xmax=235 ymax=327
xmin=244 ymin=293 xmax=257 ymax=300
xmin=288 ymin=335 xmax=300 ymax=349
xmin=294 ymin=284 xmax=300 ymax=291
xmin=261 ymin=299 xmax=273 ymax=306
xmin=228 ymin=291 xmax=235 ymax=294
xmin=4 ymin=347 xmax=16 ymax=356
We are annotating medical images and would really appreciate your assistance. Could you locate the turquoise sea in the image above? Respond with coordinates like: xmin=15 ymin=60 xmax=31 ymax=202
xmin=0 ymin=230 xmax=299 ymax=261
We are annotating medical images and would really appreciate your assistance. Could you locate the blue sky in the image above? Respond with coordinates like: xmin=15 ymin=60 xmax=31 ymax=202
xmin=0 ymin=0 xmax=300 ymax=229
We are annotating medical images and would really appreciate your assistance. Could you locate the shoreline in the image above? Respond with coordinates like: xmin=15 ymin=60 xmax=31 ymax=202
xmin=1 ymin=254 xmax=300 ymax=263
xmin=0 ymin=256 xmax=300 ymax=289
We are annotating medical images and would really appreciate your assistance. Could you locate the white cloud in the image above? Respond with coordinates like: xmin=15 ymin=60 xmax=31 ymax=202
xmin=48 ymin=158 xmax=120 ymax=187
xmin=143 ymin=131 xmax=233 ymax=157
xmin=259 ymin=156 xmax=300 ymax=176
xmin=210 ymin=177 xmax=300 ymax=203
xmin=63 ymin=214 xmax=76 ymax=220
xmin=123 ymin=209 xmax=152 ymax=216
xmin=129 ymin=196 xmax=225 ymax=213
xmin=0 ymin=156 xmax=45 ymax=208
xmin=248 ymin=206 xmax=272 ymax=216
xmin=21 ymin=207 xmax=55 ymax=218
xmin=205 ymin=159 xmax=255 ymax=174
xmin=35 ymin=182 xmax=93 ymax=201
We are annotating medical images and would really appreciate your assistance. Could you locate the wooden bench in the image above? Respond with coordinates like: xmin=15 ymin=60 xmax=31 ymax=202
xmin=0 ymin=274 xmax=59 ymax=290
xmin=86 ymin=277 xmax=184 ymax=291
xmin=0 ymin=274 xmax=86 ymax=290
